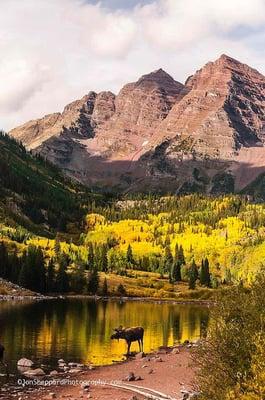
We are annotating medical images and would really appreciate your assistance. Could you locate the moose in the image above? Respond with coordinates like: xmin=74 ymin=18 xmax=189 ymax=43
xmin=111 ymin=326 xmax=144 ymax=355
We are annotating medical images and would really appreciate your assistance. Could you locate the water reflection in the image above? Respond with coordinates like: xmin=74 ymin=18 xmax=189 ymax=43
xmin=0 ymin=299 xmax=209 ymax=374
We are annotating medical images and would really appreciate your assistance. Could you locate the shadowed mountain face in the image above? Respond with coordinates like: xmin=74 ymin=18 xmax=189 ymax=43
xmin=10 ymin=55 xmax=265 ymax=194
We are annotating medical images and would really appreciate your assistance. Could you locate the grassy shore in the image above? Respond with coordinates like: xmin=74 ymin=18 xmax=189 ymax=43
xmin=99 ymin=270 xmax=220 ymax=301
xmin=0 ymin=270 xmax=222 ymax=301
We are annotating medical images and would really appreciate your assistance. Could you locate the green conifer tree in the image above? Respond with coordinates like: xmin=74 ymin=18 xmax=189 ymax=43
xmin=87 ymin=268 xmax=99 ymax=294
xmin=87 ymin=242 xmax=94 ymax=270
xmin=171 ymin=260 xmax=182 ymax=282
xmin=102 ymin=277 xmax=108 ymax=296
xmin=200 ymin=258 xmax=211 ymax=287
xmin=189 ymin=260 xmax=198 ymax=290
xmin=46 ymin=259 xmax=56 ymax=293
xmin=126 ymin=244 xmax=134 ymax=265
xmin=178 ymin=245 xmax=185 ymax=265
xmin=164 ymin=245 xmax=173 ymax=273
xmin=0 ymin=241 xmax=8 ymax=279
xmin=18 ymin=257 xmax=29 ymax=288
xmin=55 ymin=256 xmax=69 ymax=293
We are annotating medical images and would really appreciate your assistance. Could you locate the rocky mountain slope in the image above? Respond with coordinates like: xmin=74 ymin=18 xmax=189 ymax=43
xmin=10 ymin=55 xmax=265 ymax=194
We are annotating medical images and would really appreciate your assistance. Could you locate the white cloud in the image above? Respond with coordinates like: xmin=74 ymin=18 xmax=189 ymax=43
xmin=0 ymin=0 xmax=265 ymax=130
xmin=0 ymin=58 xmax=51 ymax=113
xmin=138 ymin=0 xmax=265 ymax=49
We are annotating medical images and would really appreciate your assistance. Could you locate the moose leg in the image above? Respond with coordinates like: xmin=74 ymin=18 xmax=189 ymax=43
xmin=137 ymin=340 xmax=141 ymax=352
xmin=127 ymin=341 xmax=131 ymax=355
xmin=141 ymin=339 xmax=144 ymax=352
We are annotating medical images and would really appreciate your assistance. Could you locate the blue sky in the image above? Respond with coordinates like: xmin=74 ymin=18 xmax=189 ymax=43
xmin=87 ymin=0 xmax=153 ymax=9
xmin=1 ymin=0 xmax=265 ymax=131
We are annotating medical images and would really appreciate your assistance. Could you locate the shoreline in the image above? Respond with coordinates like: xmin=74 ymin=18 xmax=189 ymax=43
xmin=3 ymin=344 xmax=198 ymax=400
xmin=0 ymin=293 xmax=215 ymax=306
xmin=0 ymin=294 xmax=53 ymax=302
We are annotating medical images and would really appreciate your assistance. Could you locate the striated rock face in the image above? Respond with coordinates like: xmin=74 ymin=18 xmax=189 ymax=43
xmin=140 ymin=55 xmax=265 ymax=193
xmin=10 ymin=69 xmax=184 ymax=187
xmin=151 ymin=55 xmax=265 ymax=158
xmin=85 ymin=68 xmax=185 ymax=164
xmin=11 ymin=91 xmax=115 ymax=149
xmin=9 ymin=55 xmax=265 ymax=193
xmin=111 ymin=68 xmax=185 ymax=131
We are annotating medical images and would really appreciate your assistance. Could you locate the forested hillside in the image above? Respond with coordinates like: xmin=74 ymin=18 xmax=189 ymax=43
xmin=1 ymin=192 xmax=265 ymax=298
xmin=0 ymin=131 xmax=100 ymax=236
xmin=83 ymin=195 xmax=265 ymax=282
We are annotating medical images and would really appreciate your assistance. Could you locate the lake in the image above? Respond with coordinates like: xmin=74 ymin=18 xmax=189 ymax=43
xmin=0 ymin=298 xmax=210 ymax=376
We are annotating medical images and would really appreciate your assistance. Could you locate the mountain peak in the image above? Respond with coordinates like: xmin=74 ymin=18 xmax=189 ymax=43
xmin=135 ymin=69 xmax=184 ymax=99
xmin=215 ymin=53 xmax=244 ymax=68
xmin=9 ymin=55 xmax=265 ymax=194
xmin=210 ymin=54 xmax=265 ymax=81
xmin=150 ymin=67 xmax=170 ymax=76
xmin=137 ymin=68 xmax=178 ymax=85
xmin=218 ymin=53 xmax=235 ymax=62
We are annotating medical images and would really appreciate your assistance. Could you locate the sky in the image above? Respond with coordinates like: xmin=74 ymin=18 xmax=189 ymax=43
xmin=87 ymin=0 xmax=153 ymax=9
xmin=1 ymin=0 xmax=265 ymax=131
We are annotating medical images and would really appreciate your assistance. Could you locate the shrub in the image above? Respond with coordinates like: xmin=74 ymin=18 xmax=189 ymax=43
xmin=116 ymin=284 xmax=127 ymax=297
xmin=194 ymin=269 xmax=265 ymax=400
xmin=226 ymin=333 xmax=265 ymax=400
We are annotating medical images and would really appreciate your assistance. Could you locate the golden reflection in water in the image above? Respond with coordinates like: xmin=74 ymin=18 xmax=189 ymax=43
xmin=0 ymin=299 xmax=209 ymax=369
